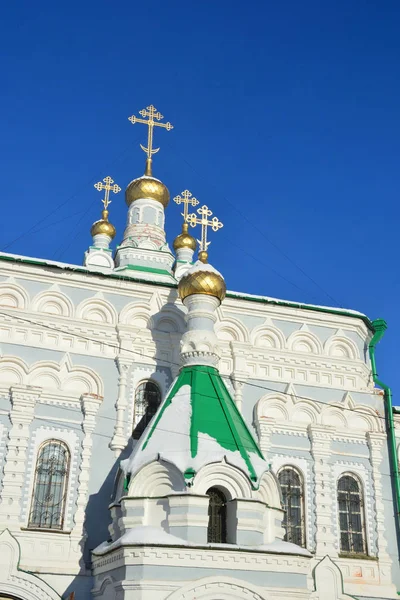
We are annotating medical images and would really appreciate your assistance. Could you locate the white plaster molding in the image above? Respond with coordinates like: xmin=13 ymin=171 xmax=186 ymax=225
xmin=0 ymin=282 xmax=29 ymax=310
xmin=31 ymin=290 xmax=74 ymax=318
xmin=271 ymin=455 xmax=314 ymax=552
xmin=0 ymin=386 xmax=41 ymax=526
xmin=331 ymin=461 xmax=375 ymax=556
xmin=164 ymin=576 xmax=268 ymax=600
xmin=308 ymin=425 xmax=337 ymax=556
xmin=72 ymin=394 xmax=102 ymax=539
xmin=0 ymin=529 xmax=61 ymax=600
xmin=192 ymin=461 xmax=253 ymax=499
xmin=22 ymin=425 xmax=80 ymax=531
xmin=0 ymin=353 xmax=103 ymax=398
xmin=76 ymin=297 xmax=118 ymax=325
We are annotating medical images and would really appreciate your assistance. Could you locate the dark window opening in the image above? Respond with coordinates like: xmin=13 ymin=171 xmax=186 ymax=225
xmin=338 ymin=474 xmax=366 ymax=555
xmin=206 ymin=487 xmax=227 ymax=543
xmin=133 ymin=380 xmax=161 ymax=439
xmin=278 ymin=466 xmax=305 ymax=547
xmin=28 ymin=439 xmax=70 ymax=530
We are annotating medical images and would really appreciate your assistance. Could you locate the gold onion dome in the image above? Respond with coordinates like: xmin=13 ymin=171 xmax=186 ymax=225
xmin=178 ymin=253 xmax=226 ymax=302
xmin=125 ymin=160 xmax=170 ymax=208
xmin=90 ymin=210 xmax=116 ymax=239
xmin=173 ymin=223 xmax=196 ymax=251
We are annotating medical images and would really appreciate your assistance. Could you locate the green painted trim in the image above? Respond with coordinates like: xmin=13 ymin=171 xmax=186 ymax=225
xmin=140 ymin=365 xmax=266 ymax=486
xmin=142 ymin=374 xmax=184 ymax=450
xmin=114 ymin=264 xmax=172 ymax=276
xmin=0 ymin=253 xmax=178 ymax=289
xmin=0 ymin=253 xmax=373 ymax=327
xmin=89 ymin=246 xmax=112 ymax=253
xmin=226 ymin=291 xmax=374 ymax=332
xmin=368 ymin=320 xmax=400 ymax=525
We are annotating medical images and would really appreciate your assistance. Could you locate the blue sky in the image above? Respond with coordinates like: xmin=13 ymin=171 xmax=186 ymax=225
xmin=1 ymin=1 xmax=399 ymax=389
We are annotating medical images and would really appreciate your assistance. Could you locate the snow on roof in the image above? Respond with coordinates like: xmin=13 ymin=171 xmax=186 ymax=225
xmin=0 ymin=251 xmax=370 ymax=324
xmin=92 ymin=526 xmax=312 ymax=557
xmin=185 ymin=260 xmax=225 ymax=278
xmin=121 ymin=365 xmax=268 ymax=487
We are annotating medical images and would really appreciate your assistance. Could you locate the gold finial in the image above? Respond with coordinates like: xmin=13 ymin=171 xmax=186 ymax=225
xmin=198 ymin=250 xmax=208 ymax=263
xmin=94 ymin=176 xmax=121 ymax=210
xmin=173 ymin=189 xmax=199 ymax=223
xmin=186 ymin=205 xmax=223 ymax=255
xmin=128 ymin=105 xmax=173 ymax=176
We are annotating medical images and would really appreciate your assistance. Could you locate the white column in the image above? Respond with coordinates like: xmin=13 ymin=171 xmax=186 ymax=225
xmin=110 ymin=359 xmax=131 ymax=455
xmin=0 ymin=385 xmax=41 ymax=526
xmin=181 ymin=295 xmax=221 ymax=368
xmin=308 ymin=424 xmax=337 ymax=556
xmin=367 ymin=431 xmax=393 ymax=584
xmin=257 ymin=417 xmax=275 ymax=459
xmin=73 ymin=394 xmax=102 ymax=538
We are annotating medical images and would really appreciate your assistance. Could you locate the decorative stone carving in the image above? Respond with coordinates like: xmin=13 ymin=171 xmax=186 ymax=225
xmin=0 ymin=385 xmax=41 ymax=526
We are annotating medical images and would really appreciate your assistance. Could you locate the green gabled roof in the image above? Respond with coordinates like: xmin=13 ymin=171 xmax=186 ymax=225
xmin=122 ymin=365 xmax=268 ymax=488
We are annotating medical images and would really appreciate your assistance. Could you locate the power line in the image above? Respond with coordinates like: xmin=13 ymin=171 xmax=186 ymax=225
xmin=0 ymin=309 xmax=388 ymax=422
xmin=166 ymin=139 xmax=343 ymax=308
xmin=1 ymin=136 xmax=140 ymax=253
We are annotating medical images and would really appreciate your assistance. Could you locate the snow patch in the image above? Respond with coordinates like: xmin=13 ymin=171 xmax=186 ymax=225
xmin=92 ymin=526 xmax=187 ymax=554
xmin=122 ymin=384 xmax=192 ymax=477
xmin=185 ymin=260 xmax=225 ymax=279
xmin=93 ymin=526 xmax=312 ymax=558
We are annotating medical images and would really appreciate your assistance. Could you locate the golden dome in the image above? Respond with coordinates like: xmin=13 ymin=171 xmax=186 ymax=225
xmin=125 ymin=175 xmax=170 ymax=208
xmin=173 ymin=223 xmax=196 ymax=251
xmin=90 ymin=210 xmax=116 ymax=239
xmin=178 ymin=262 xmax=226 ymax=302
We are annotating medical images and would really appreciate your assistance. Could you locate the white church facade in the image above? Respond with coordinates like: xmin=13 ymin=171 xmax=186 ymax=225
xmin=0 ymin=106 xmax=399 ymax=600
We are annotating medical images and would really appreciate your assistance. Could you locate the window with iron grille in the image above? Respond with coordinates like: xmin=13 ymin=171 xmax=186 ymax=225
xmin=337 ymin=473 xmax=366 ymax=555
xmin=28 ymin=439 xmax=70 ymax=530
xmin=133 ymin=380 xmax=161 ymax=439
xmin=278 ymin=466 xmax=306 ymax=547
xmin=206 ymin=487 xmax=227 ymax=543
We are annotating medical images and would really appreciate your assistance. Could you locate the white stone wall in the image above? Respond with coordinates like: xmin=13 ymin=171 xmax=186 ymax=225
xmin=0 ymin=255 xmax=397 ymax=600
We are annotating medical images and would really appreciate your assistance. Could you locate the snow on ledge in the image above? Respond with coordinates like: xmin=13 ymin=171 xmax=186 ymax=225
xmin=92 ymin=526 xmax=312 ymax=558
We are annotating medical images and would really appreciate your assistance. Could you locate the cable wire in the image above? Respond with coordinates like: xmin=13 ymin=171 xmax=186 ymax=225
xmin=0 ymin=309 xmax=389 ymax=422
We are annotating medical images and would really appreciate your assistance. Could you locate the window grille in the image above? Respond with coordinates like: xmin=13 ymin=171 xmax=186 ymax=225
xmin=278 ymin=467 xmax=305 ymax=547
xmin=337 ymin=474 xmax=366 ymax=555
xmin=133 ymin=380 xmax=161 ymax=439
xmin=206 ymin=487 xmax=227 ymax=543
xmin=28 ymin=440 xmax=70 ymax=530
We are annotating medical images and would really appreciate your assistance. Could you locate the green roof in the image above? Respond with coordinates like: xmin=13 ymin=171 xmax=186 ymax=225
xmin=122 ymin=365 xmax=268 ymax=487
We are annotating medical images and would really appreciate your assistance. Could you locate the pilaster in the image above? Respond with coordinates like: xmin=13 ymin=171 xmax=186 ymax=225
xmin=308 ymin=424 xmax=337 ymax=556
xmin=110 ymin=358 xmax=132 ymax=455
xmin=367 ymin=431 xmax=393 ymax=584
xmin=0 ymin=385 xmax=41 ymax=527
xmin=73 ymin=393 xmax=103 ymax=539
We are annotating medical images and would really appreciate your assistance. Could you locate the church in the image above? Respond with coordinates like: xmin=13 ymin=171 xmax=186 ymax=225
xmin=0 ymin=105 xmax=399 ymax=600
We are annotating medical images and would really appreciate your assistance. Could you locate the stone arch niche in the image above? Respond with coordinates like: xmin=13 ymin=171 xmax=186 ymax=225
xmin=0 ymin=530 xmax=61 ymax=600
xmin=165 ymin=576 xmax=267 ymax=600
xmin=0 ymin=283 xmax=29 ymax=310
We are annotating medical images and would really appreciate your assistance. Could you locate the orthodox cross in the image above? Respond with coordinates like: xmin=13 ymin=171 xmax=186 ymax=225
xmin=128 ymin=104 xmax=173 ymax=161
xmin=93 ymin=176 xmax=121 ymax=210
xmin=186 ymin=205 xmax=223 ymax=252
xmin=173 ymin=189 xmax=199 ymax=222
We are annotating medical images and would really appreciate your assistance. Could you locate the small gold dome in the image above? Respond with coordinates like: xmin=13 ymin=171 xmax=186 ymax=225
xmin=90 ymin=210 xmax=116 ymax=239
xmin=178 ymin=263 xmax=226 ymax=302
xmin=125 ymin=175 xmax=170 ymax=208
xmin=173 ymin=223 xmax=196 ymax=251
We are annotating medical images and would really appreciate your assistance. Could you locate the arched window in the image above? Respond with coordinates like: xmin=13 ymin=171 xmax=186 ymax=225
xmin=278 ymin=466 xmax=305 ymax=547
xmin=206 ymin=487 xmax=227 ymax=543
xmin=133 ymin=380 xmax=161 ymax=439
xmin=337 ymin=473 xmax=366 ymax=555
xmin=28 ymin=440 xmax=70 ymax=530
